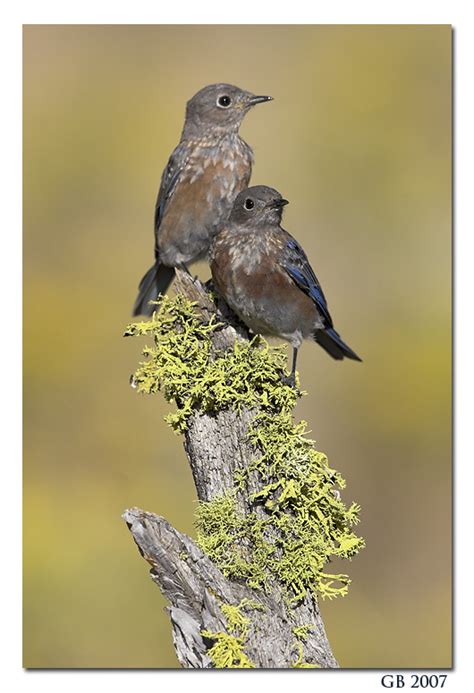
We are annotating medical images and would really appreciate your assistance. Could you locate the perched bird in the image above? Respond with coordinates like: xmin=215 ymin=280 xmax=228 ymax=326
xmin=133 ymin=83 xmax=273 ymax=316
xmin=210 ymin=185 xmax=361 ymax=385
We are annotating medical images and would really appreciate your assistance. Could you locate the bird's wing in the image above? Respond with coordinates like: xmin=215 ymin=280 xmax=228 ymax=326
xmin=282 ymin=235 xmax=333 ymax=327
xmin=154 ymin=143 xmax=189 ymax=256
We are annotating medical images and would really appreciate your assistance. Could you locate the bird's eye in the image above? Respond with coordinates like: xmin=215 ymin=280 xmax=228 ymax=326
xmin=217 ymin=95 xmax=232 ymax=108
xmin=244 ymin=198 xmax=254 ymax=210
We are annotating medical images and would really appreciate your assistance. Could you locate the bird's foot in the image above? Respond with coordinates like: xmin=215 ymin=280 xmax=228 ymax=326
xmin=212 ymin=320 xmax=232 ymax=332
xmin=280 ymin=372 xmax=296 ymax=388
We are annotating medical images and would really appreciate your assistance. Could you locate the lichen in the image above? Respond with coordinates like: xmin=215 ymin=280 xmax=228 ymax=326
xmin=126 ymin=293 xmax=365 ymax=605
xmin=125 ymin=293 xmax=298 ymax=433
xmin=194 ymin=492 xmax=275 ymax=590
xmin=292 ymin=624 xmax=312 ymax=642
xmin=200 ymin=631 xmax=254 ymax=669
xmin=290 ymin=625 xmax=321 ymax=667
xmin=201 ymin=599 xmax=263 ymax=669
xmin=292 ymin=642 xmax=321 ymax=669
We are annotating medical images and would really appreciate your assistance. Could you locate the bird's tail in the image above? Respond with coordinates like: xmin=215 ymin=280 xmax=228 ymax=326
xmin=313 ymin=327 xmax=362 ymax=362
xmin=132 ymin=262 xmax=175 ymax=317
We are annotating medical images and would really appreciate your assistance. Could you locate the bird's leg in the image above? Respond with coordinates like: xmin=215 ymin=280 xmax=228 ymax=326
xmin=281 ymin=347 xmax=298 ymax=388
xmin=178 ymin=263 xmax=192 ymax=276
xmin=290 ymin=346 xmax=298 ymax=387
xmin=179 ymin=262 xmax=202 ymax=284
xmin=178 ymin=262 xmax=203 ymax=287
xmin=291 ymin=346 xmax=298 ymax=382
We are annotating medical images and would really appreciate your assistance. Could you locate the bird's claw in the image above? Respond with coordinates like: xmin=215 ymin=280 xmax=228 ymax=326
xmin=212 ymin=320 xmax=231 ymax=332
xmin=281 ymin=373 xmax=296 ymax=388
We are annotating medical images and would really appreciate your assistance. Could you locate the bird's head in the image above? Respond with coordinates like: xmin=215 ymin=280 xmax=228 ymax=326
xmin=183 ymin=84 xmax=273 ymax=137
xmin=229 ymin=185 xmax=289 ymax=227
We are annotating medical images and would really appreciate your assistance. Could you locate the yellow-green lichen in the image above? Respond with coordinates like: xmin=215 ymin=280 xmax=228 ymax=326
xmin=292 ymin=642 xmax=321 ymax=669
xmin=195 ymin=492 xmax=275 ymax=590
xmin=201 ymin=631 xmax=254 ymax=669
xmin=201 ymin=599 xmax=263 ymax=669
xmin=127 ymin=293 xmax=364 ymax=605
xmin=290 ymin=625 xmax=321 ymax=666
xmin=195 ymin=422 xmax=364 ymax=601
xmin=125 ymin=294 xmax=298 ymax=433
xmin=292 ymin=624 xmax=312 ymax=642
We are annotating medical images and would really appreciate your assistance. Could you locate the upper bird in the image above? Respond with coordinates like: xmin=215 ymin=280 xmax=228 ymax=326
xmin=210 ymin=185 xmax=362 ymax=385
xmin=132 ymin=83 xmax=273 ymax=316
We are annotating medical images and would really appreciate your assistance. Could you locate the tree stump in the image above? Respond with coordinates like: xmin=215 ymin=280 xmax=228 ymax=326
xmin=123 ymin=269 xmax=363 ymax=668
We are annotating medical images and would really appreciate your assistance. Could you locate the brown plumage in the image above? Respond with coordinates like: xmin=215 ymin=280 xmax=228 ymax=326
xmin=132 ymin=84 xmax=273 ymax=316
xmin=210 ymin=186 xmax=362 ymax=385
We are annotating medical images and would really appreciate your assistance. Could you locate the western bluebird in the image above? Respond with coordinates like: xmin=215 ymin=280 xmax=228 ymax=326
xmin=210 ymin=185 xmax=362 ymax=385
xmin=132 ymin=83 xmax=273 ymax=316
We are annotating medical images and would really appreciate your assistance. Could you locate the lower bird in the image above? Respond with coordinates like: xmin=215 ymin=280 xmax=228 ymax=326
xmin=210 ymin=185 xmax=361 ymax=385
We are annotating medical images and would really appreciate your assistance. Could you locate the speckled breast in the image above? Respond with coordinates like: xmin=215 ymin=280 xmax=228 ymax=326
xmin=158 ymin=136 xmax=253 ymax=266
xmin=211 ymin=229 xmax=320 ymax=344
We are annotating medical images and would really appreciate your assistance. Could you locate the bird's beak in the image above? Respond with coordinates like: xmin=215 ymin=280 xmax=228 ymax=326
xmin=247 ymin=94 xmax=273 ymax=106
xmin=269 ymin=198 xmax=289 ymax=209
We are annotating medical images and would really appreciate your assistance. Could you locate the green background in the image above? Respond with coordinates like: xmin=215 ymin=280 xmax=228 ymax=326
xmin=23 ymin=25 xmax=451 ymax=668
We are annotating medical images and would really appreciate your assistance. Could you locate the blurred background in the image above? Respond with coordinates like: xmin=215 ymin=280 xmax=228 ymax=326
xmin=23 ymin=25 xmax=451 ymax=668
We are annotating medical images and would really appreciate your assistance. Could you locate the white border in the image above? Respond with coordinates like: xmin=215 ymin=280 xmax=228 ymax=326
xmin=3 ymin=2 xmax=471 ymax=691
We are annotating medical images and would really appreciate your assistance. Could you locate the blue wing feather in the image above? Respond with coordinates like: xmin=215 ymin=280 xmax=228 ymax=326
xmin=283 ymin=237 xmax=333 ymax=327
xmin=282 ymin=236 xmax=362 ymax=361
